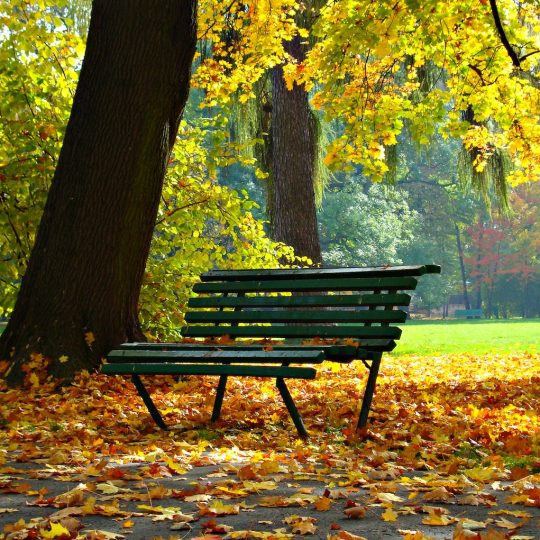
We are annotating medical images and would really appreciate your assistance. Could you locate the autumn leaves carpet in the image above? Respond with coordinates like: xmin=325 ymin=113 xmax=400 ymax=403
xmin=0 ymin=353 xmax=539 ymax=539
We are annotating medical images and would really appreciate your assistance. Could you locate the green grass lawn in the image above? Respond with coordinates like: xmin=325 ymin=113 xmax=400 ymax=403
xmin=392 ymin=318 xmax=540 ymax=356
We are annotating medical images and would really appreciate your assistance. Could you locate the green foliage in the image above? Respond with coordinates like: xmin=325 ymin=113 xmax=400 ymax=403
xmin=318 ymin=180 xmax=418 ymax=266
xmin=0 ymin=1 xmax=298 ymax=336
xmin=141 ymin=117 xmax=297 ymax=339
xmin=0 ymin=0 xmax=84 ymax=316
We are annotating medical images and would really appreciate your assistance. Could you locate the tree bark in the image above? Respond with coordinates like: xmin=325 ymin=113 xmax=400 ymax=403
xmin=0 ymin=0 xmax=197 ymax=385
xmin=270 ymin=36 xmax=322 ymax=264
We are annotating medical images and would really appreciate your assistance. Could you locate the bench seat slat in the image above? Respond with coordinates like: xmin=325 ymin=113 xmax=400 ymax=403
xmin=182 ymin=325 xmax=402 ymax=339
xmin=116 ymin=342 xmax=391 ymax=358
xmin=201 ymin=264 xmax=441 ymax=281
xmin=188 ymin=293 xmax=411 ymax=309
xmin=102 ymin=362 xmax=317 ymax=379
xmin=108 ymin=349 xmax=325 ymax=364
xmin=193 ymin=277 xmax=418 ymax=294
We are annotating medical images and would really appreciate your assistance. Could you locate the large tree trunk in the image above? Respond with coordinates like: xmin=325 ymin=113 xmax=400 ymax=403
xmin=0 ymin=0 xmax=197 ymax=385
xmin=270 ymin=36 xmax=322 ymax=264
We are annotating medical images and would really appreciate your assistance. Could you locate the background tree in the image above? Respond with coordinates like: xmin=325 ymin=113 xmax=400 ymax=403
xmin=270 ymin=34 xmax=321 ymax=263
xmin=0 ymin=0 xmax=197 ymax=384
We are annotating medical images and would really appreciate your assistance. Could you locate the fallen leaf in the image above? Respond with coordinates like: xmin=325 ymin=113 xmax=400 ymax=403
xmin=39 ymin=522 xmax=71 ymax=538
xmin=314 ymin=496 xmax=332 ymax=511
xmin=344 ymin=505 xmax=367 ymax=519
xmin=381 ymin=505 xmax=398 ymax=522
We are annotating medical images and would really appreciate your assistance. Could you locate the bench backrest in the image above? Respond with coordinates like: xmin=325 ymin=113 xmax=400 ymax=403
xmin=183 ymin=265 xmax=440 ymax=354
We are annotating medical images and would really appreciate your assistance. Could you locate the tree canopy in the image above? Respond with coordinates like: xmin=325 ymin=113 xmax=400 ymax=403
xmin=0 ymin=0 xmax=539 ymax=381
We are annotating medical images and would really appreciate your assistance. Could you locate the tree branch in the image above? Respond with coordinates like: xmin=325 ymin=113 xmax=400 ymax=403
xmin=155 ymin=197 xmax=211 ymax=225
xmin=489 ymin=0 xmax=520 ymax=68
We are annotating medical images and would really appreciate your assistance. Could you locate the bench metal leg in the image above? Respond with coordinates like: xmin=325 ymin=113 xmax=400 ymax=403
xmin=276 ymin=377 xmax=308 ymax=438
xmin=131 ymin=374 xmax=168 ymax=430
xmin=211 ymin=375 xmax=228 ymax=421
xmin=357 ymin=353 xmax=382 ymax=429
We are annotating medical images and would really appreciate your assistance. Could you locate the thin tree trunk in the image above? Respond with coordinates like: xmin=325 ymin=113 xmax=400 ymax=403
xmin=454 ymin=223 xmax=471 ymax=310
xmin=474 ymin=223 xmax=483 ymax=311
xmin=270 ymin=36 xmax=322 ymax=264
xmin=0 ymin=0 xmax=197 ymax=385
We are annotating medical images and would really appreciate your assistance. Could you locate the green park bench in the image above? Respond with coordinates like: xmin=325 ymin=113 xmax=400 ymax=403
xmin=103 ymin=264 xmax=440 ymax=437
xmin=454 ymin=308 xmax=483 ymax=319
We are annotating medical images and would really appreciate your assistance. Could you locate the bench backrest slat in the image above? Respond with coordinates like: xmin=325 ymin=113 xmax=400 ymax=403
xmin=185 ymin=309 xmax=407 ymax=324
xmin=193 ymin=276 xmax=418 ymax=294
xmin=188 ymin=293 xmax=411 ymax=309
xmin=182 ymin=325 xmax=402 ymax=340
xmin=201 ymin=264 xmax=440 ymax=281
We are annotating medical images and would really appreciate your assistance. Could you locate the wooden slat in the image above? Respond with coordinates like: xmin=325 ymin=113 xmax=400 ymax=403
xmin=118 ymin=338 xmax=396 ymax=353
xmin=193 ymin=277 xmax=418 ymax=294
xmin=188 ymin=293 xmax=411 ymax=309
xmin=201 ymin=264 xmax=441 ymax=281
xmin=117 ymin=342 xmax=362 ymax=357
xmin=102 ymin=363 xmax=317 ymax=379
xmin=185 ymin=309 xmax=407 ymax=324
xmin=108 ymin=349 xmax=325 ymax=364
xmin=182 ymin=325 xmax=402 ymax=340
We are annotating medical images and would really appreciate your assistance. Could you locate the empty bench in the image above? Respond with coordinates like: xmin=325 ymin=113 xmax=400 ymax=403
xmin=103 ymin=264 xmax=440 ymax=436
xmin=454 ymin=308 xmax=483 ymax=319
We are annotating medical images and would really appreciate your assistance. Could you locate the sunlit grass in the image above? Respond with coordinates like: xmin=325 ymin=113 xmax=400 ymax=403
xmin=392 ymin=319 xmax=539 ymax=356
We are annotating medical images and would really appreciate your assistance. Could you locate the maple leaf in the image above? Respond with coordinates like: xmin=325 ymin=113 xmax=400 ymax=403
xmin=202 ymin=518 xmax=234 ymax=533
xmin=313 ymin=496 xmax=332 ymax=511
xmin=343 ymin=505 xmax=367 ymax=519
xmin=290 ymin=520 xmax=317 ymax=534
xmin=422 ymin=513 xmax=456 ymax=526
xmin=198 ymin=500 xmax=240 ymax=516
xmin=493 ymin=517 xmax=522 ymax=530
xmin=164 ymin=456 xmax=188 ymax=475
xmin=328 ymin=533 xmax=368 ymax=540
xmin=457 ymin=518 xmax=488 ymax=531
xmin=422 ymin=487 xmax=453 ymax=502
xmin=381 ymin=505 xmax=398 ymax=522
xmin=283 ymin=515 xmax=317 ymax=535
xmin=39 ymin=522 xmax=71 ymax=538
xmin=54 ymin=484 xmax=87 ymax=507
xmin=452 ymin=522 xmax=482 ymax=539
xmin=399 ymin=532 xmax=436 ymax=540
xmin=489 ymin=509 xmax=531 ymax=519
xmin=84 ymin=331 xmax=96 ymax=348
xmin=81 ymin=531 xmax=126 ymax=539
xmin=238 ymin=464 xmax=259 ymax=480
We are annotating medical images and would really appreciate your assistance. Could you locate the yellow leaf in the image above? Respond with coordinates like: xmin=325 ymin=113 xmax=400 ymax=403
xmin=422 ymin=513 xmax=456 ymax=526
xmin=493 ymin=517 xmax=522 ymax=530
xmin=84 ymin=331 xmax=95 ymax=348
xmin=39 ymin=522 xmax=71 ymax=538
xmin=165 ymin=457 xmax=187 ymax=475
xmin=29 ymin=372 xmax=40 ymax=388
xmin=381 ymin=506 xmax=399 ymax=522
xmin=58 ymin=355 xmax=69 ymax=363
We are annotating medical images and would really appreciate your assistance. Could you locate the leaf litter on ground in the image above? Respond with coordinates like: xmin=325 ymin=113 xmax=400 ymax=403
xmin=0 ymin=352 xmax=539 ymax=538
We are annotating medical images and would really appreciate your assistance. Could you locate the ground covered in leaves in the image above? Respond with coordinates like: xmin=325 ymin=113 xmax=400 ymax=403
xmin=0 ymin=353 xmax=539 ymax=539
